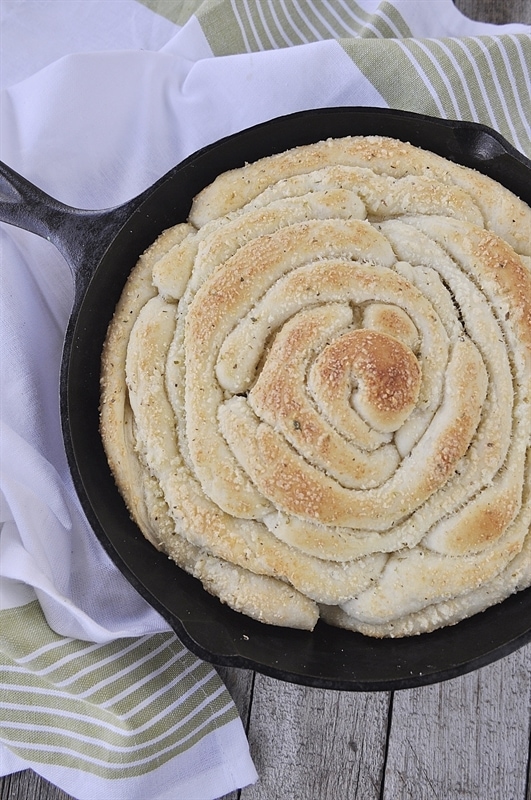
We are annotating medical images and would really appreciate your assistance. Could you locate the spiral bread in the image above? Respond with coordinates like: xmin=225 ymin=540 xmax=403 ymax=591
xmin=100 ymin=135 xmax=531 ymax=637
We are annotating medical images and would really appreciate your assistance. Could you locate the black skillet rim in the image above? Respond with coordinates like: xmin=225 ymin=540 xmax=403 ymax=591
xmin=62 ymin=107 xmax=531 ymax=692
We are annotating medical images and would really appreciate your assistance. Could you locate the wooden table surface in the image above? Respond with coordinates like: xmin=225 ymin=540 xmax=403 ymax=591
xmin=2 ymin=1 xmax=530 ymax=799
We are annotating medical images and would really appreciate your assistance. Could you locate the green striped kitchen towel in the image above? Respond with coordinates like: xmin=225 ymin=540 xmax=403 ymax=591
xmin=144 ymin=0 xmax=530 ymax=157
xmin=1 ymin=1 xmax=529 ymax=799
xmin=0 ymin=593 xmax=249 ymax=799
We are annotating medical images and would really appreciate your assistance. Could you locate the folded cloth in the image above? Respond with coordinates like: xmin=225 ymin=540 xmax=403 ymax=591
xmin=0 ymin=1 xmax=530 ymax=799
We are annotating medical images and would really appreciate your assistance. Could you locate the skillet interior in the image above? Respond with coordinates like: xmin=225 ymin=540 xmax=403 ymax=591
xmin=63 ymin=107 xmax=531 ymax=691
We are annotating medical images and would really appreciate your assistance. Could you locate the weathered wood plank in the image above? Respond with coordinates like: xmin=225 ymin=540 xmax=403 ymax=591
xmin=238 ymin=675 xmax=391 ymax=800
xmin=382 ymin=645 xmax=531 ymax=800
xmin=0 ymin=771 xmax=73 ymax=800
xmin=454 ymin=0 xmax=531 ymax=24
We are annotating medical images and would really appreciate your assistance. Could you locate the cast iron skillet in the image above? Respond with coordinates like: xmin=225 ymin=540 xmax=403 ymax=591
xmin=2 ymin=107 xmax=531 ymax=691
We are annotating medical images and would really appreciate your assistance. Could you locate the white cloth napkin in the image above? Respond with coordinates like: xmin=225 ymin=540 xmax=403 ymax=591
xmin=1 ymin=1 xmax=530 ymax=799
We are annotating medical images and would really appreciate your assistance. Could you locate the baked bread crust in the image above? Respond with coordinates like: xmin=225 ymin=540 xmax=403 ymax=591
xmin=100 ymin=135 xmax=531 ymax=636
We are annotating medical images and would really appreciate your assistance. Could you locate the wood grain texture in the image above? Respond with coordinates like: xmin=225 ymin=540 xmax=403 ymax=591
xmin=240 ymin=675 xmax=390 ymax=800
xmin=0 ymin=772 xmax=73 ymax=800
xmin=455 ymin=0 xmax=531 ymax=24
xmin=382 ymin=647 xmax=531 ymax=800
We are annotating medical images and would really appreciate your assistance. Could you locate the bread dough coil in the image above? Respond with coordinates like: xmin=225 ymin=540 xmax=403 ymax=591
xmin=101 ymin=135 xmax=531 ymax=636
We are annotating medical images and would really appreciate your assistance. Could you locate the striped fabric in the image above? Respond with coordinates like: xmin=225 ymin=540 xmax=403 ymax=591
xmin=196 ymin=0 xmax=414 ymax=52
xmin=0 ymin=601 xmax=236 ymax=778
xmin=343 ymin=34 xmax=531 ymax=156
xmin=191 ymin=0 xmax=531 ymax=157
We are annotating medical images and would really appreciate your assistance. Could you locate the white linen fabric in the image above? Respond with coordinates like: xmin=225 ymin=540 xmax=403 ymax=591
xmin=0 ymin=1 xmax=529 ymax=798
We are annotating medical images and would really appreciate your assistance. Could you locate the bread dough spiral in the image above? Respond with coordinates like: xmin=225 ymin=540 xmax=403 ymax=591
xmin=100 ymin=135 xmax=531 ymax=637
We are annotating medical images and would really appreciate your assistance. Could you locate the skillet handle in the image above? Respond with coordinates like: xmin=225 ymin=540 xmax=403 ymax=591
xmin=0 ymin=161 xmax=143 ymax=296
